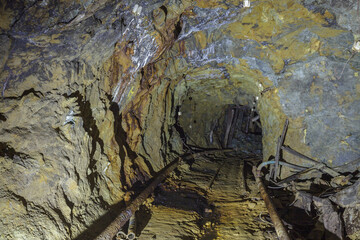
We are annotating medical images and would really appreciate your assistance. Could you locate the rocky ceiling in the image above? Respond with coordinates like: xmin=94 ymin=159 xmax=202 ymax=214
xmin=0 ymin=0 xmax=360 ymax=239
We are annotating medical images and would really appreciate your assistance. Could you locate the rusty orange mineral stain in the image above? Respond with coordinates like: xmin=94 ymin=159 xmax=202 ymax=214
xmin=110 ymin=41 xmax=135 ymax=102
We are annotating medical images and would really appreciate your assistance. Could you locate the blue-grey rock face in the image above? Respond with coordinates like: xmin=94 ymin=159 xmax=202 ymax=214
xmin=278 ymin=56 xmax=360 ymax=169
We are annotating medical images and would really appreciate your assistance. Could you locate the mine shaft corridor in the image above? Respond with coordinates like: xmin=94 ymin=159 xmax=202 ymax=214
xmin=133 ymin=103 xmax=266 ymax=239
xmin=2 ymin=1 xmax=360 ymax=240
xmin=91 ymin=99 xmax=269 ymax=240
xmin=91 ymin=93 xmax=355 ymax=240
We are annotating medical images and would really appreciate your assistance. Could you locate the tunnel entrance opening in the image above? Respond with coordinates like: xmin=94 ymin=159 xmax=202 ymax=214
xmin=174 ymin=83 xmax=263 ymax=156
xmin=134 ymin=86 xmax=269 ymax=239
xmin=221 ymin=104 xmax=262 ymax=150
xmin=176 ymin=101 xmax=263 ymax=155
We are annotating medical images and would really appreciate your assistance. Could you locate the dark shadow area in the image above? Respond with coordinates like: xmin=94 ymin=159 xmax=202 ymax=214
xmin=74 ymin=147 xmax=182 ymax=239
xmin=0 ymin=142 xmax=19 ymax=158
xmin=0 ymin=113 xmax=7 ymax=121
xmin=173 ymin=19 xmax=182 ymax=40
xmin=153 ymin=187 xmax=212 ymax=216
xmin=73 ymin=200 xmax=126 ymax=240
xmin=109 ymin=101 xmax=156 ymax=183
xmin=64 ymin=91 xmax=105 ymax=193
xmin=135 ymin=205 xmax=152 ymax=237
xmin=0 ymin=142 xmax=31 ymax=167
xmin=2 ymin=87 xmax=44 ymax=99
xmin=74 ymin=173 xmax=158 ymax=239
xmin=221 ymin=104 xmax=262 ymax=155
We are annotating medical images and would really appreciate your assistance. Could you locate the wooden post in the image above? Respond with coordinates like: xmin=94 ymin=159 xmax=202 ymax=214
xmin=274 ymin=119 xmax=289 ymax=180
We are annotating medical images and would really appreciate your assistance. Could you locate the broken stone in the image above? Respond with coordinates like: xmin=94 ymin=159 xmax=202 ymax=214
xmin=343 ymin=206 xmax=360 ymax=240
xmin=329 ymin=179 xmax=360 ymax=208
xmin=313 ymin=197 xmax=344 ymax=240
xmin=292 ymin=191 xmax=313 ymax=213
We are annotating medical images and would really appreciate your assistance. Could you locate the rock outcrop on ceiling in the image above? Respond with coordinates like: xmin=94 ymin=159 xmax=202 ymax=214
xmin=0 ymin=0 xmax=359 ymax=239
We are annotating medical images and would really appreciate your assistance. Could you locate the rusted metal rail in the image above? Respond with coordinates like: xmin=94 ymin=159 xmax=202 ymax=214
xmin=253 ymin=166 xmax=291 ymax=240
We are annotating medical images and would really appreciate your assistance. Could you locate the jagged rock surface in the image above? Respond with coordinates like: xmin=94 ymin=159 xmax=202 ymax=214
xmin=0 ymin=0 xmax=360 ymax=239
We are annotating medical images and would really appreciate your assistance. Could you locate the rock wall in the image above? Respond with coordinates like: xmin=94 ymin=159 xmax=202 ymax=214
xmin=0 ymin=0 xmax=360 ymax=239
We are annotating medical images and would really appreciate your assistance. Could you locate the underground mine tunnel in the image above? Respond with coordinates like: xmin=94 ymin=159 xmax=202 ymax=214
xmin=1 ymin=0 xmax=360 ymax=239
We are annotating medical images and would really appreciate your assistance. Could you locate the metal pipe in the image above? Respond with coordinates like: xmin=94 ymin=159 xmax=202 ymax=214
xmin=127 ymin=214 xmax=136 ymax=239
xmin=252 ymin=166 xmax=291 ymax=240
xmin=95 ymin=148 xmax=243 ymax=240
xmin=116 ymin=231 xmax=127 ymax=240
xmin=95 ymin=157 xmax=181 ymax=240
xmin=257 ymin=160 xmax=307 ymax=172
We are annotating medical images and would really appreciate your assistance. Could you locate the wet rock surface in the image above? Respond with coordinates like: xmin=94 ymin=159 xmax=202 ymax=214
xmin=0 ymin=0 xmax=359 ymax=239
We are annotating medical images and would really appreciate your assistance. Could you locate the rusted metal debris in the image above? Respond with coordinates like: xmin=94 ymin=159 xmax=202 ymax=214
xmin=268 ymin=118 xmax=339 ymax=181
xmin=281 ymin=145 xmax=340 ymax=177
xmin=258 ymin=118 xmax=360 ymax=239
xmin=292 ymin=191 xmax=344 ymax=239
xmin=273 ymin=119 xmax=289 ymax=180
xmin=252 ymin=166 xmax=291 ymax=240
xmin=313 ymin=197 xmax=344 ymax=239
xmin=330 ymin=179 xmax=360 ymax=208
xmin=276 ymin=167 xmax=319 ymax=186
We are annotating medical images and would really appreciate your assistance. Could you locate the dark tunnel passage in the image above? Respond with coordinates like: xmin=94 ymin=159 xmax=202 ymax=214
xmin=173 ymin=75 xmax=264 ymax=153
xmin=177 ymin=102 xmax=263 ymax=152
xmin=125 ymin=79 xmax=273 ymax=239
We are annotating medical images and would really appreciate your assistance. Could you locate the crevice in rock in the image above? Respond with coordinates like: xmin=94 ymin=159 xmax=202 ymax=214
xmin=2 ymin=88 xmax=43 ymax=100
xmin=31 ymin=203 xmax=69 ymax=237
xmin=0 ymin=113 xmax=7 ymax=121
xmin=9 ymin=0 xmax=41 ymax=29
xmin=52 ymin=207 xmax=72 ymax=237
xmin=109 ymin=101 xmax=151 ymax=189
xmin=173 ymin=19 xmax=182 ymax=40
xmin=6 ymin=191 xmax=28 ymax=210
xmin=63 ymin=91 xmax=104 ymax=193
xmin=63 ymin=191 xmax=75 ymax=221
xmin=0 ymin=142 xmax=31 ymax=167
xmin=160 ymin=5 xmax=168 ymax=21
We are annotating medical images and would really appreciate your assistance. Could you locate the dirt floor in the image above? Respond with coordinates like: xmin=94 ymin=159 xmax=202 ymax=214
xmin=134 ymin=151 xmax=277 ymax=240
